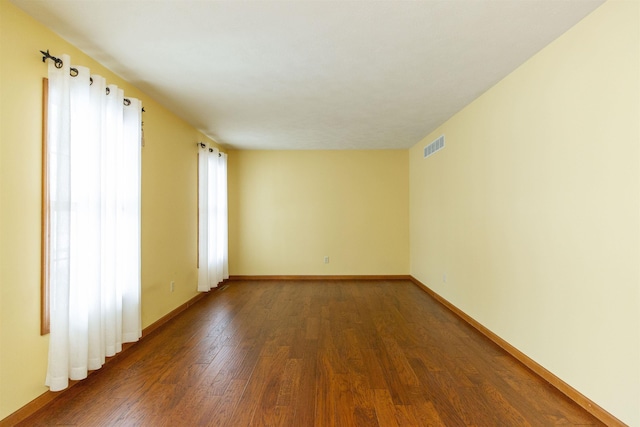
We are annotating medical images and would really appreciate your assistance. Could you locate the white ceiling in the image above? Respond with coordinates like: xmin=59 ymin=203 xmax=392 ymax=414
xmin=13 ymin=0 xmax=604 ymax=150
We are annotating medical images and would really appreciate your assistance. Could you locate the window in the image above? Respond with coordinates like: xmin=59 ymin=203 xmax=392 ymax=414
xmin=197 ymin=143 xmax=229 ymax=291
xmin=42 ymin=53 xmax=142 ymax=391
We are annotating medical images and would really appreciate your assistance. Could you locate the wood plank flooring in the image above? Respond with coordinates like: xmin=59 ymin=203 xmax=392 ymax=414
xmin=18 ymin=280 xmax=603 ymax=426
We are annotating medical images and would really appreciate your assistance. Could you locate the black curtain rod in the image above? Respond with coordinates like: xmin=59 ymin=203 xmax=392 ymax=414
xmin=40 ymin=49 xmax=145 ymax=113
xmin=40 ymin=49 xmax=63 ymax=68
xmin=199 ymin=142 xmax=222 ymax=157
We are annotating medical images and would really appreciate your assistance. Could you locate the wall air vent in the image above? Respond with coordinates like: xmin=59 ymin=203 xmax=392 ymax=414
xmin=423 ymin=135 xmax=445 ymax=159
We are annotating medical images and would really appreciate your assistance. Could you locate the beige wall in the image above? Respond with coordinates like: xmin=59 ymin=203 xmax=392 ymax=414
xmin=2 ymin=0 xmax=638 ymax=424
xmin=409 ymin=1 xmax=639 ymax=425
xmin=0 ymin=1 xmax=220 ymax=418
xmin=228 ymin=150 xmax=409 ymax=276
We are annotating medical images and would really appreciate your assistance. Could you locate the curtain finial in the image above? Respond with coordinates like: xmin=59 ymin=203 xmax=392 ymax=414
xmin=40 ymin=49 xmax=63 ymax=68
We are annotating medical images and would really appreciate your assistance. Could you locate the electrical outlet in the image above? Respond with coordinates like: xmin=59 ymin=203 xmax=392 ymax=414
xmin=324 ymin=256 xmax=330 ymax=264
xmin=442 ymin=274 xmax=447 ymax=283
xmin=170 ymin=281 xmax=175 ymax=292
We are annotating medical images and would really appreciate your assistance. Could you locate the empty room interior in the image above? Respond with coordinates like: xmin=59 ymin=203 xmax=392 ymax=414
xmin=1 ymin=0 xmax=639 ymax=425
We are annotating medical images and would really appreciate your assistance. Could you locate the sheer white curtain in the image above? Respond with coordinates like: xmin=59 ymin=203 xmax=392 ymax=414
xmin=45 ymin=54 xmax=142 ymax=391
xmin=197 ymin=143 xmax=228 ymax=291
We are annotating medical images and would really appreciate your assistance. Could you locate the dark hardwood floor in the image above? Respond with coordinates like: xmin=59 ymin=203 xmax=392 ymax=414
xmin=19 ymin=280 xmax=603 ymax=426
